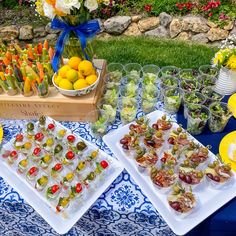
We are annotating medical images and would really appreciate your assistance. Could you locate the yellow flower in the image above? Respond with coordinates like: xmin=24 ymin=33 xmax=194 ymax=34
xmin=226 ymin=55 xmax=236 ymax=71
xmin=213 ymin=52 xmax=224 ymax=65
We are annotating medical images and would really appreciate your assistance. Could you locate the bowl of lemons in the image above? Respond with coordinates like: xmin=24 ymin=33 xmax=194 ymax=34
xmin=53 ymin=57 xmax=100 ymax=97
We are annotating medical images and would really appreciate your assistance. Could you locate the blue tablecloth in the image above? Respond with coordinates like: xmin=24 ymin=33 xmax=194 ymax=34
xmin=0 ymin=98 xmax=235 ymax=236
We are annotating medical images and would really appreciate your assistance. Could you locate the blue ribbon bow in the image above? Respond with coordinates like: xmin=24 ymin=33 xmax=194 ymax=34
xmin=51 ymin=18 xmax=100 ymax=72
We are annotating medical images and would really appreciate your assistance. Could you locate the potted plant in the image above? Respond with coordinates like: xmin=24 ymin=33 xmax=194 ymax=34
xmin=212 ymin=48 xmax=236 ymax=95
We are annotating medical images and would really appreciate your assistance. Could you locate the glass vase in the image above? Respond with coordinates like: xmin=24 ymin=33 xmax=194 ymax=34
xmin=63 ymin=33 xmax=94 ymax=60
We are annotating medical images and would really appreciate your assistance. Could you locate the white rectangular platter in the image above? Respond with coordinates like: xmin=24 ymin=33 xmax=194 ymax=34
xmin=0 ymin=117 xmax=123 ymax=235
xmin=103 ymin=110 xmax=236 ymax=236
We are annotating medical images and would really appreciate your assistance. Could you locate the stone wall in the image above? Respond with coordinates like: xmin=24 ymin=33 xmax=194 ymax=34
xmin=99 ymin=13 xmax=236 ymax=46
xmin=0 ymin=13 xmax=235 ymax=46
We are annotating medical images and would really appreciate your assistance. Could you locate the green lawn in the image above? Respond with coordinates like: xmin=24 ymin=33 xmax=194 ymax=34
xmin=94 ymin=37 xmax=218 ymax=69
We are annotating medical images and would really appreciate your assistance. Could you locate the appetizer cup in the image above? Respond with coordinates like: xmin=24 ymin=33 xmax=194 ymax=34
xmin=102 ymin=86 xmax=119 ymax=107
xmin=104 ymin=73 xmax=121 ymax=91
xmin=107 ymin=63 xmax=124 ymax=83
xmin=141 ymin=97 xmax=157 ymax=114
xmin=86 ymin=110 xmax=109 ymax=137
xmin=205 ymin=161 xmax=234 ymax=189
xmin=142 ymin=83 xmax=158 ymax=97
xmin=187 ymin=104 xmax=210 ymax=135
xmin=119 ymin=100 xmax=138 ymax=124
xmin=198 ymin=74 xmax=217 ymax=88
xmin=151 ymin=167 xmax=177 ymax=194
xmin=0 ymin=81 xmax=7 ymax=94
xmin=142 ymin=88 xmax=159 ymax=100
xmin=97 ymin=100 xmax=117 ymax=123
xmin=208 ymin=102 xmax=232 ymax=133
xmin=163 ymin=87 xmax=182 ymax=114
xmin=37 ymin=80 xmax=49 ymax=98
xmin=183 ymin=92 xmax=206 ymax=118
xmin=124 ymin=63 xmax=142 ymax=84
xmin=178 ymin=69 xmax=198 ymax=81
xmin=142 ymin=64 xmax=159 ymax=85
xmin=201 ymin=86 xmax=224 ymax=106
xmin=120 ymin=82 xmax=139 ymax=98
xmin=199 ymin=65 xmax=219 ymax=77
xmin=180 ymin=79 xmax=199 ymax=94
xmin=159 ymin=66 xmax=180 ymax=78
xmin=160 ymin=76 xmax=179 ymax=90
xmin=178 ymin=166 xmax=205 ymax=191
xmin=168 ymin=183 xmax=197 ymax=218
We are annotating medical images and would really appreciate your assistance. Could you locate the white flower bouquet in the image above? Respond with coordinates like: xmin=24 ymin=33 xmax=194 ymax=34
xmin=34 ymin=0 xmax=104 ymax=71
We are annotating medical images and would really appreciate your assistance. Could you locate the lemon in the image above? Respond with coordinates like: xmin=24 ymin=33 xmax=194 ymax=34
xmin=86 ymin=74 xmax=98 ymax=85
xmin=59 ymin=79 xmax=73 ymax=90
xmin=78 ymin=71 xmax=85 ymax=80
xmin=68 ymin=57 xmax=82 ymax=70
xmin=58 ymin=65 xmax=71 ymax=78
xmin=54 ymin=75 xmax=63 ymax=86
xmin=66 ymin=69 xmax=78 ymax=83
xmin=78 ymin=60 xmax=94 ymax=76
xmin=91 ymin=69 xmax=97 ymax=75
xmin=74 ymin=79 xmax=89 ymax=90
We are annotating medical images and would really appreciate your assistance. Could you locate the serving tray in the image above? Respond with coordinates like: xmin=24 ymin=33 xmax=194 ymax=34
xmin=103 ymin=110 xmax=236 ymax=235
xmin=0 ymin=117 xmax=123 ymax=234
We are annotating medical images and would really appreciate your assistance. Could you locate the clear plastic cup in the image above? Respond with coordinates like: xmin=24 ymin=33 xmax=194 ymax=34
xmin=187 ymin=104 xmax=210 ymax=135
xmin=208 ymin=102 xmax=232 ymax=133
xmin=118 ymin=99 xmax=138 ymax=124
xmin=97 ymin=99 xmax=117 ymax=124
xmin=163 ymin=87 xmax=182 ymax=114
xmin=183 ymin=92 xmax=206 ymax=118
xmin=107 ymin=63 xmax=124 ymax=82
xmin=124 ymin=63 xmax=142 ymax=84
xmin=120 ymin=82 xmax=139 ymax=98
xmin=142 ymin=64 xmax=159 ymax=85
xmin=198 ymin=74 xmax=217 ymax=88
xmin=160 ymin=76 xmax=179 ymax=90
xmin=180 ymin=79 xmax=199 ymax=94
xmin=159 ymin=66 xmax=180 ymax=78
xmin=86 ymin=110 xmax=109 ymax=137
xmin=102 ymin=85 xmax=119 ymax=107
xmin=141 ymin=97 xmax=157 ymax=114
xmin=201 ymin=86 xmax=224 ymax=106
xmin=142 ymin=83 xmax=158 ymax=96
xmin=199 ymin=65 xmax=219 ymax=77
xmin=104 ymin=73 xmax=121 ymax=91
xmin=178 ymin=69 xmax=198 ymax=81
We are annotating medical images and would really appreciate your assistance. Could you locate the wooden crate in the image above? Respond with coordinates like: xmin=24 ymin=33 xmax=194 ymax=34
xmin=0 ymin=59 xmax=106 ymax=122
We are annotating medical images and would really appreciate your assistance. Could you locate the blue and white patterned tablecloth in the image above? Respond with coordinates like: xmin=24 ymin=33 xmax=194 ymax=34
xmin=0 ymin=102 xmax=177 ymax=236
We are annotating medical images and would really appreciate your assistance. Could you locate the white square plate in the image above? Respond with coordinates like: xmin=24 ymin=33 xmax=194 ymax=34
xmin=103 ymin=110 xmax=236 ymax=235
xmin=0 ymin=117 xmax=123 ymax=234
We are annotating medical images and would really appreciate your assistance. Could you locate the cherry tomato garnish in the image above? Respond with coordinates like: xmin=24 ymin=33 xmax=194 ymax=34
xmin=35 ymin=133 xmax=44 ymax=141
xmin=66 ymin=151 xmax=75 ymax=160
xmin=51 ymin=185 xmax=59 ymax=194
xmin=100 ymin=160 xmax=109 ymax=169
xmin=16 ymin=134 xmax=24 ymax=142
xmin=10 ymin=151 xmax=18 ymax=157
xmin=75 ymin=183 xmax=82 ymax=193
xmin=67 ymin=135 xmax=75 ymax=143
xmin=29 ymin=167 xmax=38 ymax=175
xmin=33 ymin=147 xmax=41 ymax=156
xmin=48 ymin=123 xmax=55 ymax=130
xmin=54 ymin=163 xmax=62 ymax=171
